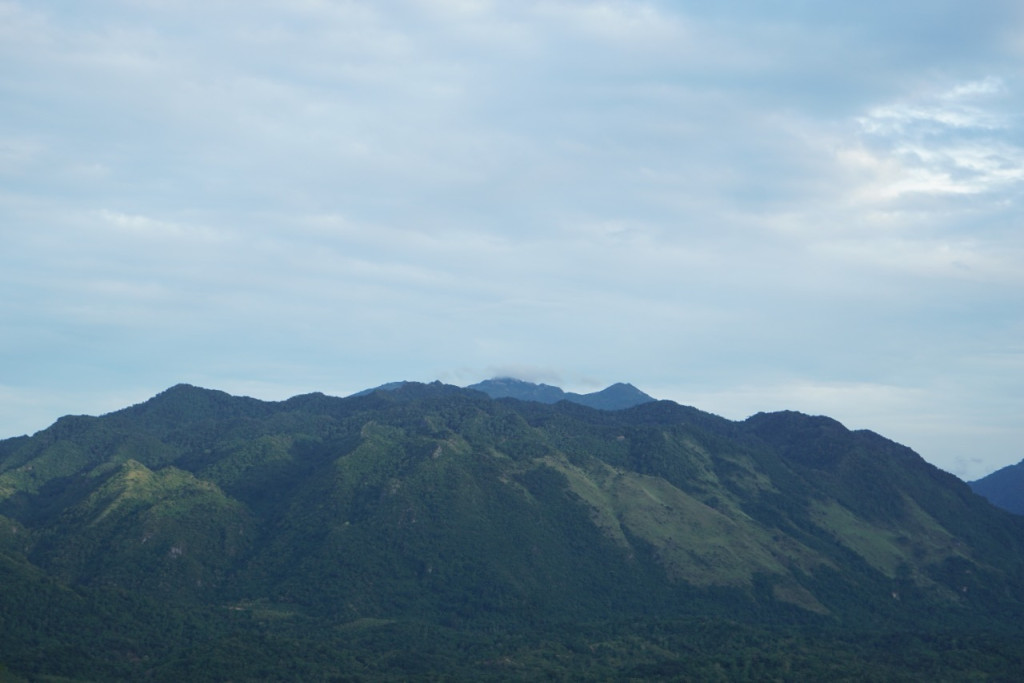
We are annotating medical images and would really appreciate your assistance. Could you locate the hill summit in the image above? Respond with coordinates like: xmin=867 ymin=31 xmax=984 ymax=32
xmin=1 ymin=380 xmax=1023 ymax=679
xmin=466 ymin=377 xmax=655 ymax=409
xmin=971 ymin=459 xmax=1024 ymax=515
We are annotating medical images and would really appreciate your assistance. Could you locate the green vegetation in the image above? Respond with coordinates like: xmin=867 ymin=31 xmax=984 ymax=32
xmin=0 ymin=382 xmax=1023 ymax=679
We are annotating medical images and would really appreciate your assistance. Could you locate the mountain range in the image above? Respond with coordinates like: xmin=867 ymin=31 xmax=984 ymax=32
xmin=352 ymin=377 xmax=655 ymax=410
xmin=1 ymin=379 xmax=1023 ymax=680
xmin=465 ymin=377 xmax=655 ymax=409
xmin=971 ymin=460 xmax=1024 ymax=515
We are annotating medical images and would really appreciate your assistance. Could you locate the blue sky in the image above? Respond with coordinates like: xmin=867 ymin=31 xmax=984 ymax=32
xmin=2 ymin=0 xmax=1022 ymax=479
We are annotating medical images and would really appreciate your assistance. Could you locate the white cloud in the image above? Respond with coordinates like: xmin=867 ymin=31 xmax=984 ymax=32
xmin=843 ymin=78 xmax=1024 ymax=202
xmin=97 ymin=209 xmax=228 ymax=243
xmin=2 ymin=0 xmax=1024 ymax=480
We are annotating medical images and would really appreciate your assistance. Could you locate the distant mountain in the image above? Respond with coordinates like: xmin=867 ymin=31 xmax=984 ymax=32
xmin=1 ymin=381 xmax=1023 ymax=679
xmin=347 ymin=380 xmax=413 ymax=397
xmin=971 ymin=460 xmax=1024 ymax=515
xmin=466 ymin=377 xmax=655 ymax=410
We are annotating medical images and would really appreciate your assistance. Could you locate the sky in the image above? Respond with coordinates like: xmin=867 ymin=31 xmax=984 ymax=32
xmin=2 ymin=1 xmax=1023 ymax=480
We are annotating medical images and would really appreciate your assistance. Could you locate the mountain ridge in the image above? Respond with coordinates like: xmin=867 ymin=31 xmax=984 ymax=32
xmin=971 ymin=459 xmax=1024 ymax=515
xmin=466 ymin=377 xmax=655 ymax=410
xmin=349 ymin=376 xmax=656 ymax=410
xmin=1 ymin=380 xmax=1023 ymax=679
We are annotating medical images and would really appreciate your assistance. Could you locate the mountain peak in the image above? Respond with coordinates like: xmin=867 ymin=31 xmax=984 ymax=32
xmin=467 ymin=377 xmax=567 ymax=403
xmin=114 ymin=383 xmax=269 ymax=424
xmin=3 ymin=381 xmax=1024 ymax=679
xmin=578 ymin=382 xmax=655 ymax=410
xmin=971 ymin=460 xmax=1024 ymax=515
xmin=467 ymin=377 xmax=655 ymax=410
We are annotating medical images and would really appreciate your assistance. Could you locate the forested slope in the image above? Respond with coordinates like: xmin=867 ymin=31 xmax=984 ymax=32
xmin=1 ymin=382 xmax=1022 ymax=680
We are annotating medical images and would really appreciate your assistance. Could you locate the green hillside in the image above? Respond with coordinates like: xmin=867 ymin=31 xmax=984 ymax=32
xmin=1 ymin=382 xmax=1023 ymax=680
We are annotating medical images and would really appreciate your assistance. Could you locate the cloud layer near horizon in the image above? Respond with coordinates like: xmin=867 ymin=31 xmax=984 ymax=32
xmin=2 ymin=1 xmax=1023 ymax=479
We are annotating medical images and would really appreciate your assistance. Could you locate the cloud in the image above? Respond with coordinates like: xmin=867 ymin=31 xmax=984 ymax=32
xmin=845 ymin=77 xmax=1024 ymax=200
xmin=2 ymin=0 xmax=1023 ymax=479
xmin=97 ymin=209 xmax=228 ymax=243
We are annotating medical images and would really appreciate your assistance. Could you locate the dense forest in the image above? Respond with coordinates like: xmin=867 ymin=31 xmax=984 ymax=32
xmin=1 ymin=382 xmax=1023 ymax=680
